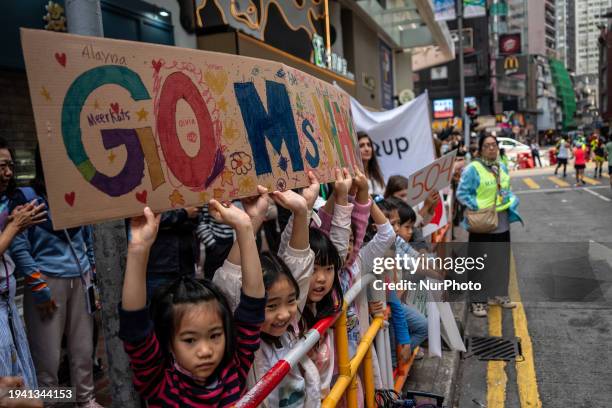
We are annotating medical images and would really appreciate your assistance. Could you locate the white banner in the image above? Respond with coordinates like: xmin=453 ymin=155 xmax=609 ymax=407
xmin=351 ymin=92 xmax=448 ymax=235
xmin=350 ymin=92 xmax=436 ymax=185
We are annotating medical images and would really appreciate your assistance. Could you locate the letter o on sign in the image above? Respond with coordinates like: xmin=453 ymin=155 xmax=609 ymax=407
xmin=156 ymin=72 xmax=217 ymax=188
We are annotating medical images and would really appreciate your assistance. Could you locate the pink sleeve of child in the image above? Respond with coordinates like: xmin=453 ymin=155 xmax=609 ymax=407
xmin=347 ymin=197 xmax=372 ymax=266
xmin=316 ymin=206 xmax=333 ymax=236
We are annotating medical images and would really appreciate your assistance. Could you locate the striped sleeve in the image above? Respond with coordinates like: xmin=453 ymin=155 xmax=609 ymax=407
xmin=232 ymin=292 xmax=266 ymax=382
xmin=119 ymin=306 xmax=166 ymax=400
xmin=197 ymin=205 xmax=235 ymax=248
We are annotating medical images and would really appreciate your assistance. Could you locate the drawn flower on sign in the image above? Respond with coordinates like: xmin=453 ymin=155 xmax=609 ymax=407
xmin=251 ymin=67 xmax=260 ymax=76
xmin=276 ymin=178 xmax=287 ymax=192
xmin=276 ymin=68 xmax=286 ymax=78
xmin=230 ymin=151 xmax=253 ymax=176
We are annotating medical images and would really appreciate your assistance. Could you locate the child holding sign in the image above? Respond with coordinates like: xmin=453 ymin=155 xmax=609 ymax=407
xmin=212 ymin=172 xmax=322 ymax=408
xmin=119 ymin=203 xmax=265 ymax=407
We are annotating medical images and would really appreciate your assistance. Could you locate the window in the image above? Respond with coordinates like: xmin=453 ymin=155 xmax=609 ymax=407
xmin=431 ymin=66 xmax=448 ymax=80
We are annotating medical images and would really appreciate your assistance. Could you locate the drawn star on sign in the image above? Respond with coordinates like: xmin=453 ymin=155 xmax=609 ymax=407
xmin=217 ymin=97 xmax=228 ymax=113
xmin=238 ymin=176 xmax=255 ymax=193
xmin=40 ymin=86 xmax=51 ymax=102
xmin=169 ymin=189 xmax=185 ymax=207
xmin=198 ymin=191 xmax=209 ymax=203
xmin=136 ymin=107 xmax=149 ymax=121
xmin=221 ymin=169 xmax=234 ymax=186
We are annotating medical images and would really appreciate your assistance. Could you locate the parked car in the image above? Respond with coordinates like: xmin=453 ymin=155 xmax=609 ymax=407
xmin=497 ymin=137 xmax=531 ymax=164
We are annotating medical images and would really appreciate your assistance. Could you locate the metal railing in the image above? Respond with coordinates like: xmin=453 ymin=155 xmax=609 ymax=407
xmin=235 ymin=273 xmax=381 ymax=408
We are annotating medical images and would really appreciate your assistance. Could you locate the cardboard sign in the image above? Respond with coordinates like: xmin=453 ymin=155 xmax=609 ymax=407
xmin=20 ymin=29 xmax=361 ymax=229
xmin=405 ymin=150 xmax=457 ymax=207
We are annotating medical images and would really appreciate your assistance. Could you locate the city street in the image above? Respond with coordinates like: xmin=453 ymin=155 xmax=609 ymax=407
xmin=455 ymin=165 xmax=612 ymax=407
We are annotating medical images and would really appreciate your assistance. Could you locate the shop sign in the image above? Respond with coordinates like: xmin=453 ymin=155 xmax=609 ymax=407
xmin=433 ymin=98 xmax=454 ymax=119
xmin=499 ymin=33 xmax=521 ymax=55
xmin=312 ymin=34 xmax=353 ymax=79
xmin=379 ymin=40 xmax=395 ymax=110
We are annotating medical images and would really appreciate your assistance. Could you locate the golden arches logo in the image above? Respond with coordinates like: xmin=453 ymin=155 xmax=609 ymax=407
xmin=504 ymin=56 xmax=519 ymax=70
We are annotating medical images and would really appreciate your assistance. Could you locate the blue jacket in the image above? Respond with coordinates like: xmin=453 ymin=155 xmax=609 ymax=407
xmin=456 ymin=162 xmax=522 ymax=230
xmin=9 ymin=189 xmax=95 ymax=304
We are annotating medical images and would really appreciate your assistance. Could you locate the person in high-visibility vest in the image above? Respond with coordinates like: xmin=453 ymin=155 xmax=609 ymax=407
xmin=456 ymin=134 xmax=522 ymax=318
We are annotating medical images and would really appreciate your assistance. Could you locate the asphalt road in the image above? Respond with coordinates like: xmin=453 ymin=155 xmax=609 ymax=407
xmin=454 ymin=165 xmax=612 ymax=408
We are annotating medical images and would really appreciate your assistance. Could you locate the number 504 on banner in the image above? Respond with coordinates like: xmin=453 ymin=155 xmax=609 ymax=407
xmin=406 ymin=150 xmax=457 ymax=206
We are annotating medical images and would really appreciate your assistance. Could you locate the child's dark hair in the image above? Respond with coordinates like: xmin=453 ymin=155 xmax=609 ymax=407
xmin=365 ymin=198 xmax=399 ymax=243
xmin=394 ymin=199 xmax=417 ymax=225
xmin=303 ymin=228 xmax=344 ymax=327
xmin=383 ymin=175 xmax=409 ymax=199
xmin=260 ymin=252 xmax=301 ymax=341
xmin=261 ymin=251 xmax=300 ymax=297
xmin=0 ymin=137 xmax=17 ymax=196
xmin=150 ymin=276 xmax=235 ymax=370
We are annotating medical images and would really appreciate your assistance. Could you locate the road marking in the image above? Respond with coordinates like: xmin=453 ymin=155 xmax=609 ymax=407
xmin=581 ymin=176 xmax=600 ymax=185
xmin=514 ymin=185 xmax=609 ymax=195
xmin=584 ymin=188 xmax=611 ymax=202
xmin=522 ymin=178 xmax=540 ymax=189
xmin=509 ymin=254 xmax=542 ymax=408
xmin=487 ymin=305 xmax=507 ymax=408
xmin=547 ymin=176 xmax=570 ymax=187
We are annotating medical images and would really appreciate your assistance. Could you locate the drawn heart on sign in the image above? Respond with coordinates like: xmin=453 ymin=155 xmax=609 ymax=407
xmin=55 ymin=52 xmax=66 ymax=67
xmin=135 ymin=190 xmax=148 ymax=204
xmin=152 ymin=59 xmax=162 ymax=73
xmin=64 ymin=192 xmax=75 ymax=207
xmin=429 ymin=199 xmax=444 ymax=226
xmin=110 ymin=103 xmax=120 ymax=114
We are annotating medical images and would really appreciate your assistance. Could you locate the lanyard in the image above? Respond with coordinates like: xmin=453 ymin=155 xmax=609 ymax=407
xmin=63 ymin=230 xmax=89 ymax=287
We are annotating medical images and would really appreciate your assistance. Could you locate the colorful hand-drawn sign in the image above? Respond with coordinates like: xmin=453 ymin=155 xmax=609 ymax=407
xmin=20 ymin=29 xmax=361 ymax=229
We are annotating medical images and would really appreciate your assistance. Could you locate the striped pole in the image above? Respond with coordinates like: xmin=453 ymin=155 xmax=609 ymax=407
xmin=235 ymin=315 xmax=336 ymax=408
xmin=235 ymin=274 xmax=377 ymax=407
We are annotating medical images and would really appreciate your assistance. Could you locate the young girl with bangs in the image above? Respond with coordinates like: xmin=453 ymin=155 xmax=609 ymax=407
xmin=212 ymin=172 xmax=322 ymax=408
xmin=304 ymin=168 xmax=355 ymax=397
xmin=119 ymin=201 xmax=265 ymax=408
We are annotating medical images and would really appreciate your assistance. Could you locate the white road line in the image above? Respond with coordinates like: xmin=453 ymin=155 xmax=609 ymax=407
xmin=584 ymin=188 xmax=612 ymax=202
xmin=514 ymin=185 xmax=609 ymax=195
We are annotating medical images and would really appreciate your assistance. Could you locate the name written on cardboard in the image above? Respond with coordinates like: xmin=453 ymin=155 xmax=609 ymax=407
xmin=82 ymin=44 xmax=127 ymax=65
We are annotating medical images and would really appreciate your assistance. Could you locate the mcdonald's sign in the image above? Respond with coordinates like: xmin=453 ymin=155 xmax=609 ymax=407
xmin=497 ymin=55 xmax=527 ymax=77
xmin=504 ymin=56 xmax=519 ymax=74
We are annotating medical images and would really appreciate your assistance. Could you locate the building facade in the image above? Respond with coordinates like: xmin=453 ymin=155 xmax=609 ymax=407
xmin=414 ymin=16 xmax=493 ymax=121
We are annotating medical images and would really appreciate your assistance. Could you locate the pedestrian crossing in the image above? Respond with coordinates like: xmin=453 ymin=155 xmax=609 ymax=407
xmin=546 ymin=176 xmax=569 ymax=188
xmin=514 ymin=173 xmax=611 ymax=191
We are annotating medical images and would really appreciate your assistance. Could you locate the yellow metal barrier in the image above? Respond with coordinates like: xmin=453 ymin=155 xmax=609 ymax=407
xmin=322 ymin=312 xmax=385 ymax=408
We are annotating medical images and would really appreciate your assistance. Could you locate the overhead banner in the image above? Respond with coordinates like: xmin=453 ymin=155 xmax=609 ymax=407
xmin=434 ymin=0 xmax=456 ymax=22
xmin=20 ymin=29 xmax=361 ymax=229
xmin=464 ymin=0 xmax=486 ymax=19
